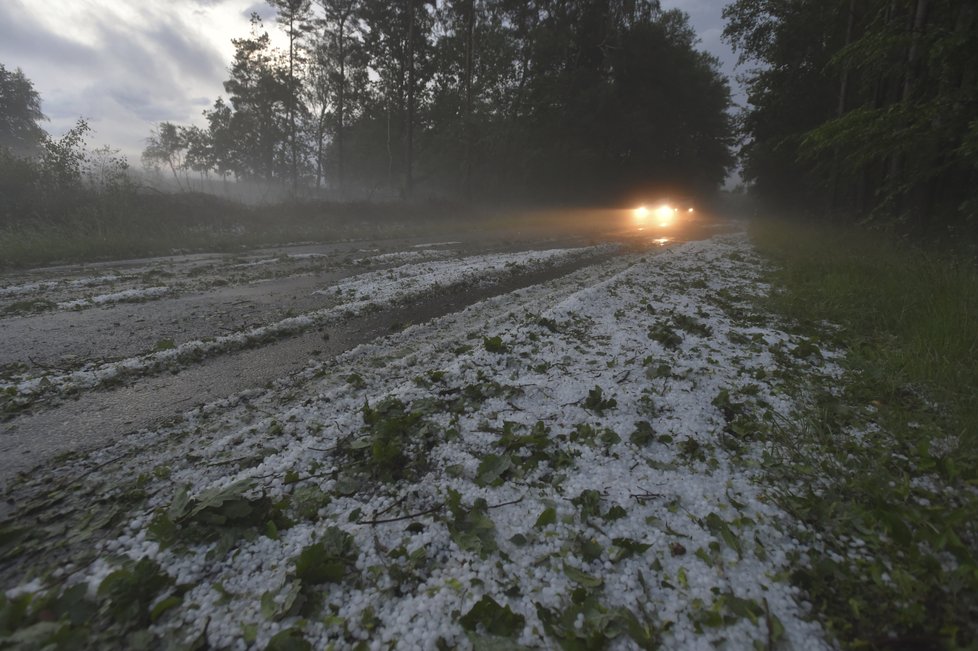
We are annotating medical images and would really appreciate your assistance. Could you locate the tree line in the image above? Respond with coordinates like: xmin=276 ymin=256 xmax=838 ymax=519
xmin=142 ymin=0 xmax=734 ymax=202
xmin=0 ymin=64 xmax=134 ymax=229
xmin=724 ymin=0 xmax=978 ymax=237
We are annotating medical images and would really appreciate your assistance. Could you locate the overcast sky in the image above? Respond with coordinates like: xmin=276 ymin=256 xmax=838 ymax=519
xmin=0 ymin=0 xmax=741 ymax=163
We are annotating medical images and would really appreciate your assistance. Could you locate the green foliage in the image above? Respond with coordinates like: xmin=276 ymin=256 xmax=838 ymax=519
xmin=752 ymin=218 xmax=978 ymax=648
xmin=445 ymin=488 xmax=497 ymax=558
xmin=290 ymin=484 xmax=331 ymax=520
xmin=1 ymin=299 xmax=55 ymax=315
xmin=583 ymin=387 xmax=617 ymax=415
xmin=562 ymin=563 xmax=603 ymax=589
xmin=475 ymin=453 xmax=515 ymax=487
xmin=629 ymin=421 xmax=656 ymax=447
xmin=703 ymin=512 xmax=743 ymax=558
xmin=569 ymin=423 xmax=620 ymax=448
xmin=152 ymin=338 xmax=176 ymax=352
xmin=536 ymin=592 xmax=658 ymax=650
xmin=648 ymin=322 xmax=682 ymax=349
xmin=346 ymin=372 xmax=366 ymax=389
xmin=693 ymin=591 xmax=778 ymax=638
xmin=571 ymin=489 xmax=604 ymax=521
xmin=672 ymin=312 xmax=712 ymax=337
xmin=0 ymin=64 xmax=46 ymax=155
xmin=610 ymin=537 xmax=651 ymax=560
xmin=147 ymin=479 xmax=290 ymax=552
xmin=97 ymin=558 xmax=173 ymax=627
xmin=294 ymin=526 xmax=358 ymax=585
xmin=534 ymin=506 xmax=557 ymax=529
xmin=725 ymin=0 xmax=978 ymax=235
xmin=358 ymin=398 xmax=434 ymax=482
xmin=495 ymin=420 xmax=565 ymax=469
xmin=0 ymin=584 xmax=98 ymax=649
xmin=459 ymin=595 xmax=525 ymax=638
xmin=265 ymin=627 xmax=312 ymax=651
xmin=753 ymin=218 xmax=978 ymax=453
xmin=482 ymin=336 xmax=507 ymax=354
xmin=497 ymin=420 xmax=547 ymax=451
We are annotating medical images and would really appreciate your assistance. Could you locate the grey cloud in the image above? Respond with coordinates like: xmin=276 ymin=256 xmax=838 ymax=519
xmin=88 ymin=9 xmax=226 ymax=87
xmin=242 ymin=2 xmax=277 ymax=23
xmin=104 ymin=87 xmax=186 ymax=123
xmin=0 ymin=1 xmax=256 ymax=158
xmin=75 ymin=8 xmax=228 ymax=128
xmin=143 ymin=13 xmax=228 ymax=84
xmin=0 ymin=1 xmax=99 ymax=71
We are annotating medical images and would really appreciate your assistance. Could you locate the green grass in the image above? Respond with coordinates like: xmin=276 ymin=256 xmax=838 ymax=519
xmin=0 ymin=194 xmax=472 ymax=269
xmin=751 ymin=217 xmax=978 ymax=444
xmin=749 ymin=217 xmax=978 ymax=649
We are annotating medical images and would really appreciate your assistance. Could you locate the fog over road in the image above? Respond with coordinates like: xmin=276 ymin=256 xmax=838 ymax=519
xmin=1 ymin=213 xmax=728 ymax=485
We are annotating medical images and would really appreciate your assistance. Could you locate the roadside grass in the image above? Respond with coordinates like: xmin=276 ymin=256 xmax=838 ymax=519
xmin=0 ymin=196 xmax=626 ymax=271
xmin=0 ymin=195 xmax=468 ymax=269
xmin=749 ymin=217 xmax=978 ymax=648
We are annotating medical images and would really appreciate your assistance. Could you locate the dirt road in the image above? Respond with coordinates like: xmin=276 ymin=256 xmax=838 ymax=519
xmin=1 ymin=218 xmax=722 ymax=484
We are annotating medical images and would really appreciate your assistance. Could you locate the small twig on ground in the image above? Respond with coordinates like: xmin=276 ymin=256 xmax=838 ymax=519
xmin=763 ymin=597 xmax=774 ymax=651
xmin=370 ymin=494 xmax=407 ymax=520
xmin=358 ymin=495 xmax=525 ymax=526
xmin=357 ymin=502 xmax=445 ymax=526
xmin=206 ymin=455 xmax=256 ymax=467
xmin=630 ymin=490 xmax=663 ymax=502
xmin=28 ymin=356 xmax=64 ymax=372
xmin=488 ymin=496 xmax=524 ymax=509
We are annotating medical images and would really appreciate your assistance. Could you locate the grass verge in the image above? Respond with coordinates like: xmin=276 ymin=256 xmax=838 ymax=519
xmin=0 ymin=194 xmax=474 ymax=270
xmin=749 ymin=217 xmax=978 ymax=649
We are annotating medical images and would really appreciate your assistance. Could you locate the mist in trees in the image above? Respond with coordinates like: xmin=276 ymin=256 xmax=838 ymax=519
xmin=724 ymin=0 xmax=978 ymax=237
xmin=142 ymin=0 xmax=734 ymax=203
xmin=0 ymin=63 xmax=133 ymax=229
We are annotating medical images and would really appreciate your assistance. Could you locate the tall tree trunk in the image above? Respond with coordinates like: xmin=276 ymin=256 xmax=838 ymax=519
xmin=902 ymin=0 xmax=929 ymax=102
xmin=404 ymin=0 xmax=416 ymax=198
xmin=386 ymin=74 xmax=394 ymax=190
xmin=288 ymin=12 xmax=299 ymax=196
xmin=337 ymin=16 xmax=346 ymax=194
xmin=316 ymin=102 xmax=327 ymax=189
xmin=463 ymin=0 xmax=475 ymax=202
xmin=902 ymin=0 xmax=931 ymax=225
xmin=885 ymin=0 xmax=929 ymax=214
xmin=828 ymin=0 xmax=857 ymax=215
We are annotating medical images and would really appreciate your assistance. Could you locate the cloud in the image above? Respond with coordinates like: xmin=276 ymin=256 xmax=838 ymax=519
xmin=0 ymin=0 xmax=254 ymax=158
xmin=242 ymin=1 xmax=277 ymax=23
xmin=0 ymin=1 xmax=99 ymax=72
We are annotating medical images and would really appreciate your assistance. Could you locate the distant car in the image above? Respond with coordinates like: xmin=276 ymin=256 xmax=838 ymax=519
xmin=632 ymin=198 xmax=695 ymax=227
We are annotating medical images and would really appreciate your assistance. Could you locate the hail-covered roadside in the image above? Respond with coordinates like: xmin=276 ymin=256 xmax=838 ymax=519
xmin=2 ymin=231 xmax=840 ymax=649
xmin=2 ymin=245 xmax=611 ymax=410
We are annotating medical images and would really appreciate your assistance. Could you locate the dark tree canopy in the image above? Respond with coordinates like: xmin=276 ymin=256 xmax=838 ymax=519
xmin=725 ymin=0 xmax=978 ymax=237
xmin=0 ymin=63 xmax=47 ymax=156
xmin=141 ymin=0 xmax=733 ymax=203
xmin=0 ymin=66 xmax=132 ymax=229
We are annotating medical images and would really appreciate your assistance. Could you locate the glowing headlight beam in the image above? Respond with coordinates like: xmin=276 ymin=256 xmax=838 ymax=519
xmin=654 ymin=204 xmax=676 ymax=226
